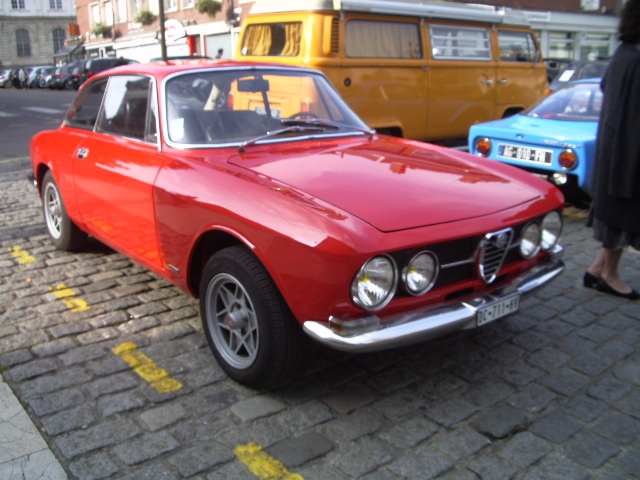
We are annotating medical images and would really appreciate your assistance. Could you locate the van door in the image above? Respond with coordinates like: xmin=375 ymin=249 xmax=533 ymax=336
xmin=495 ymin=29 xmax=547 ymax=116
xmin=426 ymin=22 xmax=496 ymax=141
xmin=338 ymin=17 xmax=428 ymax=139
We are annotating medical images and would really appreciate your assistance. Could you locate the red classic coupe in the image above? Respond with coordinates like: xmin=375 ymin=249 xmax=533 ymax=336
xmin=30 ymin=61 xmax=565 ymax=388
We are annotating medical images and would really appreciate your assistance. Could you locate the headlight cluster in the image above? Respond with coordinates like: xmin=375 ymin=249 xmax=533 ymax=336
xmin=519 ymin=211 xmax=562 ymax=259
xmin=351 ymin=252 xmax=439 ymax=311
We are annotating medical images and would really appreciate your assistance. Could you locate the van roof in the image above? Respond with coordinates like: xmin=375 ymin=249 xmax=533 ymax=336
xmin=249 ymin=0 xmax=529 ymax=25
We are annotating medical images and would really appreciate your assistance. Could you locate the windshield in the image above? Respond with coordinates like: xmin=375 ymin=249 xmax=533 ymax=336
xmin=164 ymin=68 xmax=370 ymax=147
xmin=526 ymin=83 xmax=602 ymax=122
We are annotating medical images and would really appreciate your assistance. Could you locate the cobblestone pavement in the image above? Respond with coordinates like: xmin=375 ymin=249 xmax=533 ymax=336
xmin=1 ymin=166 xmax=639 ymax=480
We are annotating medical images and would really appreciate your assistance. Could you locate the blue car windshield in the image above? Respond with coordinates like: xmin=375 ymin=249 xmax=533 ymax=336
xmin=526 ymin=83 xmax=602 ymax=122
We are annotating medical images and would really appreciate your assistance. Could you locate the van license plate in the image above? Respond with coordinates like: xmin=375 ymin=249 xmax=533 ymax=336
xmin=476 ymin=294 xmax=519 ymax=326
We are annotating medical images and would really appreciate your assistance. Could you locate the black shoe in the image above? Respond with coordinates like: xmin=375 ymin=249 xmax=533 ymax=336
xmin=583 ymin=271 xmax=599 ymax=289
xmin=595 ymin=278 xmax=640 ymax=300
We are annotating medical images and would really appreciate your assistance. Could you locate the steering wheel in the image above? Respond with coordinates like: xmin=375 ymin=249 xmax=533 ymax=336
xmin=287 ymin=111 xmax=319 ymax=120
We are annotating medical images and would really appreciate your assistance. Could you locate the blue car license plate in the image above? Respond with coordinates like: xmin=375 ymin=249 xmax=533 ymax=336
xmin=498 ymin=144 xmax=552 ymax=165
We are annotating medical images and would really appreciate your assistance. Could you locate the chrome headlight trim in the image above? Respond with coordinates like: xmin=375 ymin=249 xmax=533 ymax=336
xmin=520 ymin=222 xmax=542 ymax=259
xmin=351 ymin=255 xmax=398 ymax=311
xmin=403 ymin=251 xmax=439 ymax=296
xmin=541 ymin=211 xmax=563 ymax=251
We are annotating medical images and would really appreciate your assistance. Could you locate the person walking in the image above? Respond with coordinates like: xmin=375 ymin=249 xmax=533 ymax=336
xmin=584 ymin=0 xmax=640 ymax=300
xmin=18 ymin=67 xmax=27 ymax=89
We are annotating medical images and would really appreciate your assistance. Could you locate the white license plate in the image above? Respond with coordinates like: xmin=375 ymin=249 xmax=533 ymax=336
xmin=476 ymin=294 xmax=520 ymax=326
xmin=498 ymin=143 xmax=552 ymax=165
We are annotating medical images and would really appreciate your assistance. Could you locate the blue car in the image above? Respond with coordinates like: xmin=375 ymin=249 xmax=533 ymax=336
xmin=469 ymin=79 xmax=602 ymax=206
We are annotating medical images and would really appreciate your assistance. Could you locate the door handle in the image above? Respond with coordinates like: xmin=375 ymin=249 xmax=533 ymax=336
xmin=497 ymin=78 xmax=508 ymax=85
xmin=481 ymin=79 xmax=494 ymax=87
xmin=77 ymin=147 xmax=89 ymax=159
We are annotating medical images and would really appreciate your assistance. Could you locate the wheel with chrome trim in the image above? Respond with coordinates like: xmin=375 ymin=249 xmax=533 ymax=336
xmin=199 ymin=246 xmax=304 ymax=388
xmin=41 ymin=171 xmax=87 ymax=251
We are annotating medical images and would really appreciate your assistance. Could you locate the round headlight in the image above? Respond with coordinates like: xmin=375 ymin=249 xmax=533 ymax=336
xmin=520 ymin=222 xmax=541 ymax=258
xmin=403 ymin=251 xmax=439 ymax=295
xmin=475 ymin=137 xmax=492 ymax=157
xmin=541 ymin=211 xmax=562 ymax=251
xmin=351 ymin=255 xmax=397 ymax=311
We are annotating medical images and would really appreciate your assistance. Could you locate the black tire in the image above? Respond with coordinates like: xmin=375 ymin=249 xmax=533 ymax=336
xmin=199 ymin=246 xmax=305 ymax=389
xmin=41 ymin=171 xmax=87 ymax=251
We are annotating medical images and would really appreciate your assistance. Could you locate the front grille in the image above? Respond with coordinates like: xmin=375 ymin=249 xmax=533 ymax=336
xmin=476 ymin=228 xmax=514 ymax=283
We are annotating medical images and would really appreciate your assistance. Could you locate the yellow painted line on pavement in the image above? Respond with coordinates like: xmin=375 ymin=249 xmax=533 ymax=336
xmin=8 ymin=246 xmax=36 ymax=265
xmin=0 ymin=156 xmax=30 ymax=164
xmin=234 ymin=442 xmax=304 ymax=480
xmin=112 ymin=342 xmax=183 ymax=394
xmin=48 ymin=283 xmax=90 ymax=312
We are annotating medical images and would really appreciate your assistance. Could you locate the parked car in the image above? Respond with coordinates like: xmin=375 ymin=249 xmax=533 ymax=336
xmin=543 ymin=57 xmax=572 ymax=83
xmin=35 ymin=66 xmax=54 ymax=88
xmin=0 ymin=68 xmax=13 ymax=88
xmin=79 ymin=57 xmax=135 ymax=86
xmin=50 ymin=61 xmax=82 ymax=90
xmin=548 ymin=59 xmax=609 ymax=93
xmin=469 ymin=78 xmax=602 ymax=206
xmin=31 ymin=61 xmax=565 ymax=388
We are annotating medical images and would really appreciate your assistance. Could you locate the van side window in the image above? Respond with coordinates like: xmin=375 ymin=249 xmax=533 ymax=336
xmin=498 ymin=30 xmax=539 ymax=62
xmin=345 ymin=20 xmax=422 ymax=58
xmin=241 ymin=23 xmax=302 ymax=56
xmin=429 ymin=25 xmax=491 ymax=60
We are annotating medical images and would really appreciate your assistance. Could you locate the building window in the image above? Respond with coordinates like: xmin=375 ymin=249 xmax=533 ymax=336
xmin=53 ymin=28 xmax=66 ymax=53
xmin=12 ymin=0 xmax=26 ymax=9
xmin=16 ymin=29 xmax=31 ymax=57
xmin=183 ymin=0 xmax=194 ymax=7
xmin=50 ymin=0 xmax=62 ymax=8
xmin=548 ymin=32 xmax=575 ymax=60
xmin=165 ymin=0 xmax=177 ymax=11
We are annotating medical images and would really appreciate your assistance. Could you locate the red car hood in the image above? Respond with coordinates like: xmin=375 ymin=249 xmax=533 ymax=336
xmin=230 ymin=138 xmax=544 ymax=232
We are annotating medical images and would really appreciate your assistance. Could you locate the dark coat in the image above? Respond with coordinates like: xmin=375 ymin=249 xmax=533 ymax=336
xmin=590 ymin=42 xmax=640 ymax=234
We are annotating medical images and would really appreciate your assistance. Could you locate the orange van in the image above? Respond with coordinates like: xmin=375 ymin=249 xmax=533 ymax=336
xmin=236 ymin=0 xmax=547 ymax=142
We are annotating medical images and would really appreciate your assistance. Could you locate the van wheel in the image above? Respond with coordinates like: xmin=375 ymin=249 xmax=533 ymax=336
xmin=41 ymin=171 xmax=87 ymax=251
xmin=199 ymin=246 xmax=304 ymax=389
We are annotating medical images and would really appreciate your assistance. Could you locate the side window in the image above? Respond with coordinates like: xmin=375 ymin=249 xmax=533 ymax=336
xmin=65 ymin=79 xmax=108 ymax=130
xmin=96 ymin=75 xmax=152 ymax=141
xmin=241 ymin=23 xmax=302 ymax=56
xmin=345 ymin=20 xmax=422 ymax=58
xmin=499 ymin=30 xmax=539 ymax=62
xmin=430 ymin=25 xmax=491 ymax=60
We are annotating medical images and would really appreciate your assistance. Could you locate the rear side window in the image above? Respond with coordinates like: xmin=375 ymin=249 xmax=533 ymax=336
xmin=65 ymin=79 xmax=107 ymax=129
xmin=241 ymin=23 xmax=302 ymax=56
xmin=430 ymin=25 xmax=491 ymax=60
xmin=498 ymin=30 xmax=539 ymax=62
xmin=345 ymin=20 xmax=422 ymax=58
xmin=96 ymin=75 xmax=155 ymax=142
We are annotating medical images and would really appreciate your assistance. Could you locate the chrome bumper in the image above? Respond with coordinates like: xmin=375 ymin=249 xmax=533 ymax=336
xmin=303 ymin=255 xmax=564 ymax=353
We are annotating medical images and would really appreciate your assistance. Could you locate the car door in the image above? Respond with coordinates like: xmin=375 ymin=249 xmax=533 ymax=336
xmin=71 ymin=74 xmax=164 ymax=270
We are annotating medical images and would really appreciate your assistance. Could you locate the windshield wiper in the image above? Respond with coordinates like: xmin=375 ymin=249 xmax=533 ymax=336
xmin=281 ymin=118 xmax=375 ymax=137
xmin=238 ymin=125 xmax=326 ymax=152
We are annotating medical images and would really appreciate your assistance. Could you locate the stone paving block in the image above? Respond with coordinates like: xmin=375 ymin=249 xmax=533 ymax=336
xmin=19 ymin=367 xmax=93 ymax=399
xmin=497 ymin=432 xmax=552 ymax=469
xmin=97 ymin=391 xmax=146 ymax=417
xmin=168 ymin=441 xmax=234 ymax=477
xmin=7 ymin=357 xmax=58 ymax=381
xmin=560 ymin=394 xmax=609 ymax=422
xmin=29 ymin=387 xmax=86 ymax=417
xmin=68 ymin=452 xmax=119 ymax=480
xmin=139 ymin=402 xmax=186 ymax=431
xmin=471 ymin=404 xmax=528 ymax=439
xmin=593 ymin=412 xmax=640 ymax=445
xmin=320 ymin=386 xmax=375 ymax=414
xmin=31 ymin=338 xmax=77 ymax=358
xmin=612 ymin=445 xmax=640 ymax=478
xmin=59 ymin=345 xmax=109 ymax=367
xmin=500 ymin=362 xmax=544 ymax=387
xmin=613 ymin=359 xmax=640 ymax=386
xmin=268 ymin=431 xmax=334 ymax=468
xmin=0 ymin=348 xmax=32 ymax=368
xmin=113 ymin=431 xmax=180 ymax=466
xmin=230 ymin=395 xmax=287 ymax=422
xmin=466 ymin=455 xmax=517 ymax=480
xmin=425 ymin=396 xmax=480 ymax=428
xmin=48 ymin=321 xmax=91 ymax=339
xmin=528 ymin=348 xmax=571 ymax=372
xmin=116 ymin=316 xmax=161 ymax=335
xmin=513 ymin=330 xmax=551 ymax=352
xmin=56 ymin=417 xmax=142 ymax=459
xmin=539 ymin=369 xmax=590 ymax=396
xmin=0 ymin=329 xmax=49 ymax=353
xmin=563 ymin=431 xmax=620 ymax=468
xmin=464 ymin=378 xmax=514 ymax=407
xmin=331 ymin=437 xmax=393 ymax=478
xmin=528 ymin=411 xmax=583 ymax=443
xmin=432 ymin=425 xmax=492 ymax=460
xmin=587 ymin=375 xmax=634 ymax=402
xmin=41 ymin=403 xmax=95 ymax=436
xmin=377 ymin=415 xmax=438 ymax=449
xmin=273 ymin=401 xmax=333 ymax=433
xmin=320 ymin=409 xmax=382 ymax=442
xmin=521 ymin=452 xmax=589 ymax=480
xmin=117 ymin=463 xmax=179 ymax=480
xmin=385 ymin=441 xmax=453 ymax=479
xmin=76 ymin=327 xmax=121 ymax=345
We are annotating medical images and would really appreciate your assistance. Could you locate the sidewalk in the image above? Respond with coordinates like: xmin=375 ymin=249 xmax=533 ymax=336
xmin=0 ymin=375 xmax=67 ymax=480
